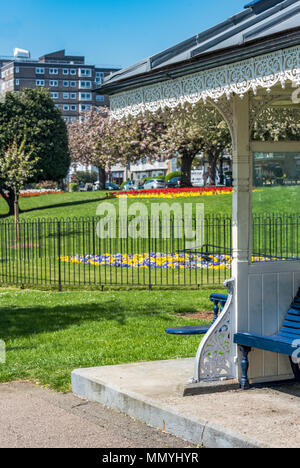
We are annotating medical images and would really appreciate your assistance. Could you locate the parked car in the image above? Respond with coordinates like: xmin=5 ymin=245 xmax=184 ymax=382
xmin=122 ymin=180 xmax=136 ymax=191
xmin=105 ymin=182 xmax=120 ymax=191
xmin=79 ymin=183 xmax=94 ymax=192
xmin=93 ymin=181 xmax=120 ymax=191
xmin=143 ymin=178 xmax=166 ymax=190
xmin=166 ymin=177 xmax=181 ymax=188
xmin=134 ymin=180 xmax=145 ymax=190
xmin=224 ymin=171 xmax=233 ymax=187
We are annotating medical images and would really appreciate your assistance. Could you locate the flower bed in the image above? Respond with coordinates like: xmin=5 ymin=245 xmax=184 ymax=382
xmin=60 ymin=252 xmax=275 ymax=270
xmin=60 ymin=252 xmax=232 ymax=270
xmin=115 ymin=186 xmax=233 ymax=198
xmin=1 ymin=189 xmax=64 ymax=199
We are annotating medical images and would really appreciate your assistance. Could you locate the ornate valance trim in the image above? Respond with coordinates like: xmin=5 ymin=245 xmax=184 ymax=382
xmin=110 ymin=45 xmax=300 ymax=120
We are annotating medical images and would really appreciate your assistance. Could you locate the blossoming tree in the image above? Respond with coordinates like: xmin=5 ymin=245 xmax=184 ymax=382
xmin=0 ymin=138 xmax=40 ymax=235
xmin=156 ymin=104 xmax=232 ymax=187
xmin=68 ymin=107 xmax=165 ymax=188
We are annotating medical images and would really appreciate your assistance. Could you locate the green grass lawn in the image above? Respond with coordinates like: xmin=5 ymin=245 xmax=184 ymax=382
xmin=0 ymin=287 xmax=224 ymax=392
xmin=0 ymin=185 xmax=299 ymax=220
xmin=0 ymin=186 xmax=299 ymax=289
xmin=1 ymin=189 xmax=232 ymax=219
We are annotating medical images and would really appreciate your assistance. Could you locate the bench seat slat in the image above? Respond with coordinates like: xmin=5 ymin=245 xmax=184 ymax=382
xmin=165 ymin=325 xmax=210 ymax=335
xmin=209 ymin=293 xmax=228 ymax=302
xmin=234 ymin=332 xmax=295 ymax=355
xmin=165 ymin=294 xmax=228 ymax=336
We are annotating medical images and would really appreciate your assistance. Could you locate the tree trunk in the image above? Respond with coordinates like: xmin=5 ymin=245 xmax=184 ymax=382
xmin=180 ymin=153 xmax=194 ymax=187
xmin=97 ymin=166 xmax=106 ymax=190
xmin=219 ymin=156 xmax=224 ymax=185
xmin=14 ymin=191 xmax=20 ymax=241
xmin=0 ymin=188 xmax=15 ymax=216
xmin=207 ymin=150 xmax=219 ymax=186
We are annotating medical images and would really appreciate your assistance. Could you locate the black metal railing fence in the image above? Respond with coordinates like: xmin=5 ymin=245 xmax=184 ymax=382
xmin=0 ymin=213 xmax=299 ymax=289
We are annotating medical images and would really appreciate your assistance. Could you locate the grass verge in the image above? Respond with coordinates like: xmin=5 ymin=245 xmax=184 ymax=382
xmin=0 ymin=287 xmax=225 ymax=392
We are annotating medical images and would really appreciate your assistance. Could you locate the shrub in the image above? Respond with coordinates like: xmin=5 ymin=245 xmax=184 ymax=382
xmin=69 ymin=183 xmax=79 ymax=192
xmin=121 ymin=180 xmax=130 ymax=189
xmin=37 ymin=180 xmax=59 ymax=190
xmin=165 ymin=171 xmax=181 ymax=183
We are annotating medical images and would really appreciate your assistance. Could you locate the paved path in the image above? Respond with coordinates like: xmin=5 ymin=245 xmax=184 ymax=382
xmin=0 ymin=382 xmax=193 ymax=448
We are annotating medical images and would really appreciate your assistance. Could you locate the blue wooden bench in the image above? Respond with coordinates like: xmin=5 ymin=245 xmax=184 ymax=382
xmin=165 ymin=293 xmax=228 ymax=336
xmin=234 ymin=288 xmax=300 ymax=389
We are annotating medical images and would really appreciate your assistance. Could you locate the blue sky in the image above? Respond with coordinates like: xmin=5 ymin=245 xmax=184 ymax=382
xmin=0 ymin=0 xmax=246 ymax=69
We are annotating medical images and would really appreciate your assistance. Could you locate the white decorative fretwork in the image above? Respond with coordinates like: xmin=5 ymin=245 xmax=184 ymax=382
xmin=110 ymin=46 xmax=300 ymax=120
xmin=192 ymin=278 xmax=235 ymax=383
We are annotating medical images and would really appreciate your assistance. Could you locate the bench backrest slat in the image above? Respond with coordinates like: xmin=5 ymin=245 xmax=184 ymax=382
xmin=276 ymin=289 xmax=300 ymax=341
xmin=285 ymin=314 xmax=300 ymax=323
xmin=277 ymin=331 xmax=300 ymax=340
xmin=279 ymin=326 xmax=300 ymax=336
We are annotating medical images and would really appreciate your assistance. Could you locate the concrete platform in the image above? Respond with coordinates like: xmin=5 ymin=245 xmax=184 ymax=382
xmin=72 ymin=358 xmax=300 ymax=448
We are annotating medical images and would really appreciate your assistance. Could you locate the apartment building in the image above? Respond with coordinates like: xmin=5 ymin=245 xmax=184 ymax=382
xmin=0 ymin=48 xmax=120 ymax=122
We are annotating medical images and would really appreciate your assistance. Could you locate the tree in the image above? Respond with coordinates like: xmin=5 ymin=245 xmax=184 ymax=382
xmin=157 ymin=103 xmax=232 ymax=186
xmin=68 ymin=107 xmax=114 ymax=189
xmin=68 ymin=108 xmax=165 ymax=188
xmin=252 ymin=107 xmax=300 ymax=141
xmin=72 ymin=170 xmax=98 ymax=185
xmin=0 ymin=88 xmax=70 ymax=214
xmin=0 ymin=138 xmax=39 ymax=235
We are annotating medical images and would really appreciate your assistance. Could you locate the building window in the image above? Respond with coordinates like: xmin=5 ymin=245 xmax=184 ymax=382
xmin=15 ymin=79 xmax=20 ymax=86
xmin=50 ymin=80 xmax=58 ymax=87
xmin=36 ymin=67 xmax=45 ymax=74
xmin=79 ymin=81 xmax=92 ymax=89
xmin=70 ymin=93 xmax=77 ymax=99
xmin=63 ymin=69 xmax=69 ymax=75
xmin=49 ymin=68 xmax=58 ymax=74
xmin=95 ymin=77 xmax=102 ymax=84
xmin=96 ymin=72 xmax=104 ymax=78
xmin=79 ymin=104 xmax=91 ymax=112
xmin=36 ymin=80 xmax=45 ymax=86
xmin=51 ymin=92 xmax=59 ymax=99
xmin=70 ymin=81 xmax=77 ymax=87
xmin=15 ymin=66 xmax=20 ymax=73
xmin=63 ymin=105 xmax=69 ymax=111
xmin=63 ymin=81 xmax=69 ymax=87
xmin=70 ymin=69 xmax=77 ymax=75
xmin=70 ymin=105 xmax=77 ymax=111
xmin=79 ymin=68 xmax=92 ymax=77
xmin=96 ymin=95 xmax=104 ymax=101
xmin=63 ymin=93 xmax=69 ymax=99
xmin=79 ymin=92 xmax=92 ymax=101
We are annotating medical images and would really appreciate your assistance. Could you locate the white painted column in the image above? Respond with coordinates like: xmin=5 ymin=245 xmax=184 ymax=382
xmin=231 ymin=94 xmax=252 ymax=379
